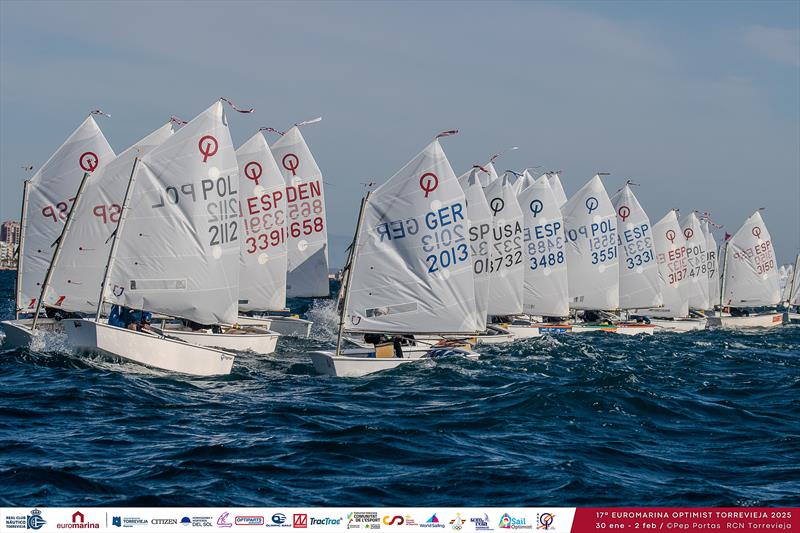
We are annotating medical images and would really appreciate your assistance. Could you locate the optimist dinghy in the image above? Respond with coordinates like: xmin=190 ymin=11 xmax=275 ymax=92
xmin=311 ymin=133 xmax=482 ymax=377
xmin=1 ymin=113 xmax=114 ymax=347
xmin=708 ymin=211 xmax=782 ymax=328
xmin=783 ymin=254 xmax=800 ymax=324
xmin=65 ymin=102 xmax=246 ymax=375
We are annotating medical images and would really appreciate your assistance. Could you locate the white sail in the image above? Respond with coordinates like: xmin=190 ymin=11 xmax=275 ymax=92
xmin=720 ymin=211 xmax=780 ymax=308
xmin=517 ymin=174 xmax=569 ymax=316
xmin=17 ymin=116 xmax=115 ymax=313
xmin=547 ymin=172 xmax=568 ymax=208
xmin=344 ymin=139 xmax=480 ymax=334
xmin=236 ymin=132 xmax=288 ymax=312
xmin=269 ymin=126 xmax=329 ymax=297
xmin=780 ymin=263 xmax=793 ymax=303
xmin=515 ymin=170 xmax=537 ymax=195
xmin=680 ymin=212 xmax=710 ymax=310
xmin=475 ymin=162 xmax=500 ymax=188
xmin=610 ymin=184 xmax=661 ymax=309
xmin=789 ymin=254 xmax=800 ymax=306
xmin=44 ymin=124 xmax=173 ymax=313
xmin=647 ymin=210 xmax=689 ymax=318
xmin=483 ymin=175 xmax=525 ymax=315
xmin=702 ymin=220 xmax=720 ymax=308
xmin=458 ymin=168 xmax=492 ymax=330
xmin=563 ymin=175 xmax=619 ymax=310
xmin=107 ymin=102 xmax=239 ymax=324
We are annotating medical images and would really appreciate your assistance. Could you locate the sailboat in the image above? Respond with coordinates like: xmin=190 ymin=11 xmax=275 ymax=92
xmin=608 ymin=183 xmax=661 ymax=334
xmin=311 ymin=135 xmax=481 ymax=377
xmin=641 ymin=210 xmax=707 ymax=331
xmin=242 ymin=122 xmax=327 ymax=338
xmin=708 ymin=211 xmax=782 ymax=328
xmin=547 ymin=171 xmax=568 ymax=208
xmin=679 ymin=212 xmax=711 ymax=313
xmin=784 ymin=254 xmax=800 ymax=324
xmin=481 ymin=172 xmax=525 ymax=337
xmin=702 ymin=218 xmax=721 ymax=313
xmin=63 ymin=102 xmax=248 ymax=375
xmin=506 ymin=172 xmax=571 ymax=336
xmin=1 ymin=113 xmax=115 ymax=348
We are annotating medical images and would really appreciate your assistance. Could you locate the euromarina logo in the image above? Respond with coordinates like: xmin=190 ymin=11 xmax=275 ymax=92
xmin=235 ymin=515 xmax=265 ymax=526
xmin=420 ymin=514 xmax=445 ymax=529
xmin=499 ymin=513 xmax=532 ymax=530
xmin=470 ymin=514 xmax=494 ymax=531
xmin=56 ymin=510 xmax=101 ymax=529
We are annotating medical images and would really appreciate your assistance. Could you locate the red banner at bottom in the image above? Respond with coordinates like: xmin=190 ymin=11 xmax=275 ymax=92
xmin=572 ymin=508 xmax=797 ymax=531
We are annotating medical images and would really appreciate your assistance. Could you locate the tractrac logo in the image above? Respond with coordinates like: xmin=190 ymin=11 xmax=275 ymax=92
xmin=383 ymin=515 xmax=404 ymax=525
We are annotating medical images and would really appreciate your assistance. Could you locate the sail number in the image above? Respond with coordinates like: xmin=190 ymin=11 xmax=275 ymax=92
xmin=242 ymin=189 xmax=287 ymax=255
xmin=734 ymin=239 xmax=775 ymax=274
xmin=41 ymin=197 xmax=76 ymax=222
xmin=619 ymin=223 xmax=654 ymax=270
xmin=524 ymin=221 xmax=564 ymax=272
xmin=285 ymin=180 xmax=325 ymax=240
xmin=658 ymin=246 xmax=687 ymax=285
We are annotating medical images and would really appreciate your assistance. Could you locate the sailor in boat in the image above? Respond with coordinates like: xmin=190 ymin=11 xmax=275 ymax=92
xmin=363 ymin=333 xmax=406 ymax=358
xmin=108 ymin=305 xmax=152 ymax=332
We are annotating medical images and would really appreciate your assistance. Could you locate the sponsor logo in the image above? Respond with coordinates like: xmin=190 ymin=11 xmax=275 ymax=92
xmin=536 ymin=514 xmax=555 ymax=531
xmin=383 ymin=516 xmax=404 ymax=526
xmin=56 ymin=511 xmax=101 ymax=529
xmin=181 ymin=517 xmax=191 ymax=526
xmin=346 ymin=512 xmax=381 ymax=530
xmin=499 ymin=513 xmax=532 ymax=530
xmin=27 ymin=509 xmax=46 ymax=530
xmin=449 ymin=514 xmax=465 ymax=531
xmin=234 ymin=516 xmax=265 ymax=526
xmin=420 ymin=514 xmax=445 ymax=529
xmin=403 ymin=516 xmax=417 ymax=526
xmin=470 ymin=514 xmax=494 ymax=531
xmin=151 ymin=519 xmax=178 ymax=525
xmin=216 ymin=513 xmax=232 ymax=528
xmin=293 ymin=514 xmax=308 ymax=528
xmin=310 ymin=517 xmax=343 ymax=526
xmin=190 ymin=516 xmax=214 ymax=527
xmin=111 ymin=516 xmax=148 ymax=528
xmin=267 ymin=513 xmax=291 ymax=528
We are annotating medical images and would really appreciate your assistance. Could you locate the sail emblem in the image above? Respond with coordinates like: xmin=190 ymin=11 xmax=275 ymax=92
xmin=585 ymin=196 xmax=598 ymax=214
xmin=618 ymin=205 xmax=631 ymax=221
xmin=79 ymin=151 xmax=99 ymax=172
xmin=419 ymin=172 xmax=439 ymax=198
xmin=752 ymin=226 xmax=761 ymax=238
xmin=198 ymin=135 xmax=218 ymax=163
xmin=489 ymin=197 xmax=504 ymax=215
xmin=684 ymin=227 xmax=694 ymax=239
xmin=243 ymin=161 xmax=262 ymax=185
xmin=529 ymin=199 xmax=543 ymax=216
xmin=666 ymin=229 xmax=676 ymax=243
xmin=282 ymin=153 xmax=299 ymax=176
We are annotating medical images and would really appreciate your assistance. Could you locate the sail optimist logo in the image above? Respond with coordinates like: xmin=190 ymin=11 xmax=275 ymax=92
xmin=282 ymin=153 xmax=300 ymax=176
xmin=585 ymin=196 xmax=599 ymax=214
xmin=419 ymin=172 xmax=439 ymax=198
xmin=79 ymin=151 xmax=99 ymax=172
xmin=618 ymin=205 xmax=631 ymax=221
xmin=198 ymin=135 xmax=218 ymax=162
xmin=244 ymin=161 xmax=263 ymax=185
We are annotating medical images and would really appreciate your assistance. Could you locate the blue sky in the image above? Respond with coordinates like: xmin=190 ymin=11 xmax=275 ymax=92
xmin=1 ymin=0 xmax=798 ymax=265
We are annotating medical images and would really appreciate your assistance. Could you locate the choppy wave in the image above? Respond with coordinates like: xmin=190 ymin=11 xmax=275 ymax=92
xmin=0 ymin=271 xmax=798 ymax=506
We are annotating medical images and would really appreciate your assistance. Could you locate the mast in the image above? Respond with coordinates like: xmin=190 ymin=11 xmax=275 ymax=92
xmin=95 ymin=158 xmax=140 ymax=319
xmin=31 ymin=172 xmax=91 ymax=330
xmin=14 ymin=181 xmax=31 ymax=319
xmin=788 ymin=253 xmax=800 ymax=309
xmin=335 ymin=192 xmax=371 ymax=356
xmin=718 ymin=240 xmax=728 ymax=314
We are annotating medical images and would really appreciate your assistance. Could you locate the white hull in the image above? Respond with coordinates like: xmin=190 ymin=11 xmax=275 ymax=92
xmin=310 ymin=347 xmax=479 ymax=377
xmin=787 ymin=312 xmax=800 ymax=324
xmin=63 ymin=318 xmax=235 ymax=376
xmin=0 ymin=318 xmax=63 ymax=348
xmin=707 ymin=313 xmax=783 ymax=329
xmin=236 ymin=315 xmax=312 ymax=337
xmin=650 ymin=317 xmax=707 ymax=332
xmin=505 ymin=324 xmax=543 ymax=338
xmin=153 ymin=324 xmax=278 ymax=354
xmin=571 ymin=323 xmax=655 ymax=335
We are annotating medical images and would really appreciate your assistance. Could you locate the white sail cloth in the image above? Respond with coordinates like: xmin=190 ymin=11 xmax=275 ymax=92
xmin=107 ymin=101 xmax=240 ymax=325
xmin=483 ymin=175 xmax=525 ymax=315
xmin=458 ymin=168 xmax=492 ymax=330
xmin=236 ymin=132 xmax=288 ymax=312
xmin=720 ymin=211 xmax=780 ymax=307
xmin=702 ymin=220 xmax=720 ymax=309
xmin=517 ymin=174 xmax=569 ymax=316
xmin=780 ymin=264 xmax=793 ymax=304
xmin=563 ymin=175 xmax=619 ymax=310
xmin=680 ymin=212 xmax=710 ymax=310
xmin=270 ymin=126 xmax=329 ymax=297
xmin=18 ymin=116 xmax=115 ymax=313
xmin=789 ymin=254 xmax=800 ymax=306
xmin=345 ymin=139 xmax=480 ymax=334
xmin=44 ymin=123 xmax=174 ymax=313
xmin=547 ymin=173 xmax=568 ymax=208
xmin=610 ymin=184 xmax=662 ymax=309
xmin=646 ymin=210 xmax=690 ymax=318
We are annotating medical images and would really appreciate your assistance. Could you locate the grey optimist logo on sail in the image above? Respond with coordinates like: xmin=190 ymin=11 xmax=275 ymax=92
xmin=529 ymin=199 xmax=543 ymax=217
xmin=585 ymin=196 xmax=599 ymax=214
xmin=490 ymin=197 xmax=504 ymax=216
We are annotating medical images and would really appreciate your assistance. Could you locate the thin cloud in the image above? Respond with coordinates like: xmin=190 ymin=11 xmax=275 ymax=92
xmin=743 ymin=25 xmax=800 ymax=67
